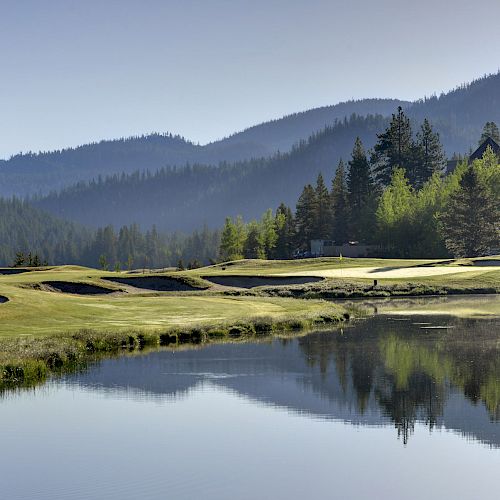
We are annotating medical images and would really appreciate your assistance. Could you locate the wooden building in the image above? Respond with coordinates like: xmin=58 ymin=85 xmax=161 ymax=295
xmin=446 ymin=136 xmax=500 ymax=173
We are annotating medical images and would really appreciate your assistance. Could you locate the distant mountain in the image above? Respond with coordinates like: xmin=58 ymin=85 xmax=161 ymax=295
xmin=7 ymin=71 xmax=500 ymax=229
xmin=211 ymin=98 xmax=408 ymax=154
xmin=407 ymin=72 xmax=500 ymax=154
xmin=34 ymin=115 xmax=390 ymax=231
xmin=0 ymin=99 xmax=404 ymax=197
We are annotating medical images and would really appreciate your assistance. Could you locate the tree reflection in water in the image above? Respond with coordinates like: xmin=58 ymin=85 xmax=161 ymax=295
xmin=298 ymin=316 xmax=500 ymax=443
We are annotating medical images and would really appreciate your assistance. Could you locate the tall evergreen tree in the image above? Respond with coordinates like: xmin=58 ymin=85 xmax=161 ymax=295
xmin=331 ymin=159 xmax=349 ymax=244
xmin=243 ymin=221 xmax=264 ymax=259
xmin=371 ymin=106 xmax=414 ymax=186
xmin=295 ymin=184 xmax=317 ymax=250
xmin=274 ymin=203 xmax=295 ymax=259
xmin=314 ymin=173 xmax=332 ymax=240
xmin=376 ymin=168 xmax=414 ymax=255
xmin=414 ymin=119 xmax=446 ymax=187
xmin=260 ymin=208 xmax=278 ymax=258
xmin=347 ymin=138 xmax=377 ymax=241
xmin=440 ymin=166 xmax=499 ymax=257
xmin=219 ymin=216 xmax=246 ymax=261
xmin=479 ymin=122 xmax=500 ymax=144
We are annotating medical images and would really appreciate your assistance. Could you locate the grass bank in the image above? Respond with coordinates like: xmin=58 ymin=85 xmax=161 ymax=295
xmin=1 ymin=257 xmax=499 ymax=392
xmin=237 ymin=275 xmax=500 ymax=299
xmin=187 ymin=257 xmax=500 ymax=298
xmin=0 ymin=303 xmax=349 ymax=393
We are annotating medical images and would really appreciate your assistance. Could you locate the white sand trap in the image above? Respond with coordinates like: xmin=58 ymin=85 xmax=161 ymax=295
xmin=278 ymin=265 xmax=500 ymax=279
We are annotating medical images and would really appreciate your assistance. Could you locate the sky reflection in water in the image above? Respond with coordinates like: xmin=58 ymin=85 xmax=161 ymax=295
xmin=0 ymin=313 xmax=499 ymax=499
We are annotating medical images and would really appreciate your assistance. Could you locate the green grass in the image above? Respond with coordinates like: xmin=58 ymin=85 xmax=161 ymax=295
xmin=1 ymin=259 xmax=498 ymax=338
xmin=191 ymin=257 xmax=443 ymax=275
xmin=1 ymin=259 xmax=498 ymax=393
xmin=0 ymin=266 xmax=346 ymax=337
xmin=185 ymin=257 xmax=500 ymax=297
xmin=362 ymin=295 xmax=500 ymax=318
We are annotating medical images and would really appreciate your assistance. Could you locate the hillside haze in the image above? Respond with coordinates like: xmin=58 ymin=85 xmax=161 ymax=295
xmin=34 ymin=115 xmax=389 ymax=231
xmin=5 ymin=72 xmax=500 ymax=232
xmin=0 ymin=99 xmax=405 ymax=198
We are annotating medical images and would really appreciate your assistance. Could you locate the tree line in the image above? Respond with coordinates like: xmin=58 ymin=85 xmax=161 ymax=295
xmin=219 ymin=111 xmax=500 ymax=259
xmin=0 ymin=198 xmax=221 ymax=269
xmin=3 ymin=110 xmax=499 ymax=267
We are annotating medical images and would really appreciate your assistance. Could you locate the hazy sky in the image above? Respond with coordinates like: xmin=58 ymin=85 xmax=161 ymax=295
xmin=1 ymin=0 xmax=500 ymax=158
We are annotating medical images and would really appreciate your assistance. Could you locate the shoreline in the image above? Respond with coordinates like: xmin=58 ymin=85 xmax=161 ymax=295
xmin=0 ymin=304 xmax=350 ymax=394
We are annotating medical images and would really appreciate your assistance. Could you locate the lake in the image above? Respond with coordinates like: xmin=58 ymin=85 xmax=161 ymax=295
xmin=1 ymin=311 xmax=499 ymax=499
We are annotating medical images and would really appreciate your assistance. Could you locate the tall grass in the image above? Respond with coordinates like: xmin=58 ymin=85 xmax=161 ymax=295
xmin=0 ymin=308 xmax=349 ymax=393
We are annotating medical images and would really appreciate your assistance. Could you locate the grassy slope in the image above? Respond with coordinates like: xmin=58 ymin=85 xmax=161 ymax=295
xmin=341 ymin=295 xmax=500 ymax=318
xmin=194 ymin=257 xmax=442 ymax=275
xmin=1 ymin=257 xmax=499 ymax=337
xmin=0 ymin=266 xmax=344 ymax=337
xmin=1 ymin=260 xmax=498 ymax=392
xmin=188 ymin=257 xmax=500 ymax=290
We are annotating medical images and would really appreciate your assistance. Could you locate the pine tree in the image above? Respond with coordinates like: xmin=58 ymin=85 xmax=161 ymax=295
xmin=127 ymin=254 xmax=134 ymax=271
xmin=376 ymin=168 xmax=414 ymax=255
xmin=99 ymin=254 xmax=108 ymax=271
xmin=347 ymin=138 xmax=377 ymax=241
xmin=314 ymin=173 xmax=332 ymax=240
xmin=243 ymin=221 xmax=264 ymax=259
xmin=414 ymin=119 xmax=446 ymax=187
xmin=274 ymin=203 xmax=295 ymax=259
xmin=371 ymin=106 xmax=414 ymax=186
xmin=479 ymin=122 xmax=500 ymax=144
xmin=295 ymin=185 xmax=318 ymax=250
xmin=260 ymin=209 xmax=277 ymax=258
xmin=13 ymin=252 xmax=25 ymax=267
xmin=219 ymin=216 xmax=246 ymax=261
xmin=331 ymin=160 xmax=349 ymax=244
xmin=440 ymin=166 xmax=499 ymax=257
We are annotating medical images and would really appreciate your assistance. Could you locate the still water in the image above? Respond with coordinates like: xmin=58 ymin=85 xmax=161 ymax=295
xmin=1 ymin=313 xmax=499 ymax=499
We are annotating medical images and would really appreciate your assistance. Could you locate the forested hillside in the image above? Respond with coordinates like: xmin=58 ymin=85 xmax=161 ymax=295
xmin=0 ymin=198 xmax=90 ymax=265
xmin=0 ymin=99 xmax=403 ymax=197
xmin=408 ymin=73 xmax=500 ymax=154
xmin=35 ymin=115 xmax=390 ymax=231
xmin=4 ymin=72 xmax=500 ymax=238
xmin=0 ymin=198 xmax=220 ymax=268
xmin=2 ymin=73 xmax=500 ymax=201
xmin=214 ymin=98 xmax=407 ymax=154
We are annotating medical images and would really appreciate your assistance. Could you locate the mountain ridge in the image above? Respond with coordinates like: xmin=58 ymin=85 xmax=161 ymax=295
xmin=0 ymin=99 xmax=405 ymax=197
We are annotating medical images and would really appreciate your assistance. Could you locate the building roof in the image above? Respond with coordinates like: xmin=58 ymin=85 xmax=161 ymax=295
xmin=447 ymin=136 xmax=499 ymax=174
xmin=469 ymin=136 xmax=500 ymax=161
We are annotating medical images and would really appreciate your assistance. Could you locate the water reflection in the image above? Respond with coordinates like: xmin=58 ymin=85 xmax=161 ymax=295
xmin=66 ymin=315 xmax=500 ymax=446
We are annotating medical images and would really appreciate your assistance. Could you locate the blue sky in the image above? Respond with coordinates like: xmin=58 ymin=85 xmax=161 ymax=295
xmin=1 ymin=0 xmax=500 ymax=158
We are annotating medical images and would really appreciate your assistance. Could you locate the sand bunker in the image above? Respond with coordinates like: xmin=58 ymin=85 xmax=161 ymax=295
xmin=103 ymin=276 xmax=201 ymax=291
xmin=203 ymin=275 xmax=323 ymax=288
xmin=43 ymin=281 xmax=116 ymax=295
xmin=0 ymin=268 xmax=32 ymax=275
xmin=472 ymin=260 xmax=500 ymax=267
xmin=279 ymin=265 xmax=500 ymax=279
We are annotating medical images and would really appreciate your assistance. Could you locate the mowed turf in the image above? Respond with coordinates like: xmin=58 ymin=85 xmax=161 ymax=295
xmin=1 ymin=257 xmax=499 ymax=337
xmin=193 ymin=257 xmax=444 ymax=275
xmin=0 ymin=266 xmax=343 ymax=337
